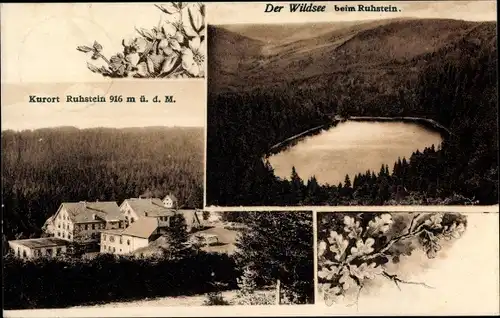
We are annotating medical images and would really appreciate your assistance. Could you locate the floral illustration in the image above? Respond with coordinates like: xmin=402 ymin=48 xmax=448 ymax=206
xmin=77 ymin=3 xmax=205 ymax=79
xmin=317 ymin=212 xmax=467 ymax=307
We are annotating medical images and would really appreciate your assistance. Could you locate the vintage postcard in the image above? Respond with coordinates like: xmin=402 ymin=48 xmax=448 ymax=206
xmin=205 ymin=0 xmax=498 ymax=207
xmin=2 ymin=1 xmax=499 ymax=318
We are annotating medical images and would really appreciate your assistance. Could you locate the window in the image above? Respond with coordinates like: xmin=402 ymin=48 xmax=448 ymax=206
xmin=68 ymin=234 xmax=72 ymax=240
xmin=109 ymin=236 xmax=115 ymax=242
xmin=57 ymin=232 xmax=60 ymax=237
xmin=67 ymin=224 xmax=70 ymax=230
xmin=56 ymin=248 xmax=62 ymax=255
xmin=131 ymin=218 xmax=135 ymax=223
xmin=127 ymin=239 xmax=130 ymax=246
xmin=119 ymin=237 xmax=123 ymax=244
xmin=35 ymin=250 xmax=42 ymax=257
xmin=84 ymin=224 xmax=88 ymax=230
xmin=17 ymin=248 xmax=20 ymax=257
xmin=46 ymin=249 xmax=52 ymax=256
xmin=58 ymin=223 xmax=61 ymax=228
xmin=113 ymin=247 xmax=116 ymax=253
xmin=103 ymin=234 xmax=106 ymax=241
xmin=63 ymin=232 xmax=66 ymax=238
xmin=22 ymin=250 xmax=27 ymax=258
xmin=92 ymin=224 xmax=95 ymax=230
xmin=120 ymin=249 xmax=122 ymax=252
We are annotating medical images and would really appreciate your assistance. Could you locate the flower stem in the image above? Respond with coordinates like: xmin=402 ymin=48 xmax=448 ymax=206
xmin=96 ymin=52 xmax=110 ymax=65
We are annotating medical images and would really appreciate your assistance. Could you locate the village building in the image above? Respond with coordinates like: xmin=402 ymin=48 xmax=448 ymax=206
xmin=43 ymin=201 xmax=126 ymax=252
xmin=120 ymin=197 xmax=174 ymax=225
xmin=8 ymin=237 xmax=69 ymax=259
xmin=162 ymin=193 xmax=178 ymax=208
xmin=100 ymin=216 xmax=172 ymax=255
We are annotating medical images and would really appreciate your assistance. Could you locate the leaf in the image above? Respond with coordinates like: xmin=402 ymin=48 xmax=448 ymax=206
xmin=76 ymin=46 xmax=93 ymax=53
xmin=343 ymin=215 xmax=362 ymax=239
xmin=160 ymin=54 xmax=180 ymax=75
xmin=350 ymin=237 xmax=375 ymax=257
xmin=338 ymin=267 xmax=356 ymax=290
xmin=349 ymin=262 xmax=383 ymax=280
xmin=155 ymin=3 xmax=178 ymax=14
xmin=367 ymin=213 xmax=393 ymax=236
xmin=93 ymin=41 xmax=103 ymax=52
xmin=146 ymin=56 xmax=156 ymax=74
xmin=86 ymin=62 xmax=100 ymax=73
xmin=318 ymin=240 xmax=327 ymax=257
xmin=317 ymin=265 xmax=338 ymax=281
xmin=327 ymin=231 xmax=349 ymax=261
xmin=136 ymin=27 xmax=155 ymax=41
xmin=424 ymin=213 xmax=443 ymax=230
xmin=187 ymin=4 xmax=203 ymax=33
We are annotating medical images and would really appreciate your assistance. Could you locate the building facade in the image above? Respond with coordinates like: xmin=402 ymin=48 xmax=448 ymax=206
xmin=8 ymin=238 xmax=69 ymax=259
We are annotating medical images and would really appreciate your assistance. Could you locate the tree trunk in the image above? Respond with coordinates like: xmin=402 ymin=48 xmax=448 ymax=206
xmin=275 ymin=278 xmax=281 ymax=305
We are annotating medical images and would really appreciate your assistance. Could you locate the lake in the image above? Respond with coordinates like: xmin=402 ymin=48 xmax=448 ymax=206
xmin=267 ymin=120 xmax=444 ymax=185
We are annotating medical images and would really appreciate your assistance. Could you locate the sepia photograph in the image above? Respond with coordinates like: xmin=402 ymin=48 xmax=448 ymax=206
xmin=4 ymin=205 xmax=314 ymax=308
xmin=316 ymin=211 xmax=499 ymax=315
xmin=206 ymin=1 xmax=498 ymax=207
xmin=1 ymin=80 xmax=216 ymax=310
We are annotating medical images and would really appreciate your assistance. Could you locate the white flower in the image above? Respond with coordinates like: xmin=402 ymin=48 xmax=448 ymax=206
xmin=181 ymin=36 xmax=205 ymax=77
xmin=158 ymin=23 xmax=184 ymax=56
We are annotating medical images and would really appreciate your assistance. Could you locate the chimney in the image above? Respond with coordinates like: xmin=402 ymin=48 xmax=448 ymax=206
xmin=145 ymin=212 xmax=148 ymax=217
xmin=92 ymin=213 xmax=97 ymax=220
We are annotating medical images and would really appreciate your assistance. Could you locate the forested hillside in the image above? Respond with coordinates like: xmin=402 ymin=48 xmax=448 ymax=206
xmin=1 ymin=126 xmax=204 ymax=240
xmin=206 ymin=19 xmax=498 ymax=206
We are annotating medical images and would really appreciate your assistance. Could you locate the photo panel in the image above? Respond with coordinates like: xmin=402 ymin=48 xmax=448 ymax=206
xmin=315 ymin=210 xmax=499 ymax=315
xmin=205 ymin=1 xmax=498 ymax=207
xmin=4 ymin=210 xmax=315 ymax=309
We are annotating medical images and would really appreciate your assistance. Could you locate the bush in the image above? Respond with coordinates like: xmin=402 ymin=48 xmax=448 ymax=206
xmin=3 ymin=251 xmax=239 ymax=309
xmin=203 ymin=291 xmax=230 ymax=306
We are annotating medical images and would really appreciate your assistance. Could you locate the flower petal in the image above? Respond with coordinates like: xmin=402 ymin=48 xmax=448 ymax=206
xmin=189 ymin=36 xmax=201 ymax=51
xmin=162 ymin=23 xmax=177 ymax=37
xmin=181 ymin=49 xmax=200 ymax=76
xmin=160 ymin=54 xmax=180 ymax=75
xmin=170 ymin=39 xmax=182 ymax=51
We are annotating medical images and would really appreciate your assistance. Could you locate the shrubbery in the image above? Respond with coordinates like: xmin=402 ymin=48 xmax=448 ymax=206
xmin=3 ymin=251 xmax=238 ymax=309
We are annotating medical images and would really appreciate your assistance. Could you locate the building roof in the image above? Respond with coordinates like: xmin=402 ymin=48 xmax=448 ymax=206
xmin=100 ymin=229 xmax=124 ymax=235
xmin=9 ymin=237 xmax=69 ymax=249
xmin=58 ymin=201 xmax=125 ymax=223
xmin=162 ymin=193 xmax=178 ymax=202
xmin=123 ymin=198 xmax=176 ymax=218
xmin=176 ymin=209 xmax=202 ymax=228
xmin=121 ymin=217 xmax=159 ymax=239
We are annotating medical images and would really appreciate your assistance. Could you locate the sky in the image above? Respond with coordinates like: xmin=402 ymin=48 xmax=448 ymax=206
xmin=0 ymin=3 xmax=206 ymax=131
xmin=1 ymin=81 xmax=206 ymax=131
xmin=207 ymin=1 xmax=497 ymax=25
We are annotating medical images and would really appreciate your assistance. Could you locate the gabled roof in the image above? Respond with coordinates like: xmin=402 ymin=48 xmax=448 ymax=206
xmin=162 ymin=193 xmax=178 ymax=202
xmin=121 ymin=217 xmax=159 ymax=239
xmin=123 ymin=198 xmax=176 ymax=217
xmin=57 ymin=201 xmax=125 ymax=223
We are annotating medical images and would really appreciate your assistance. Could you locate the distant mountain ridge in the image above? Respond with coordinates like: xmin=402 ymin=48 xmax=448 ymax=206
xmin=208 ymin=18 xmax=497 ymax=93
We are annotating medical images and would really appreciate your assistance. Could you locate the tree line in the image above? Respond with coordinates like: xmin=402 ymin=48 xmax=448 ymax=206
xmin=1 ymin=126 xmax=204 ymax=240
xmin=206 ymin=32 xmax=498 ymax=206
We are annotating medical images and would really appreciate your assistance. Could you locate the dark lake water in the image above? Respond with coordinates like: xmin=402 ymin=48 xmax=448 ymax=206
xmin=267 ymin=121 xmax=443 ymax=185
